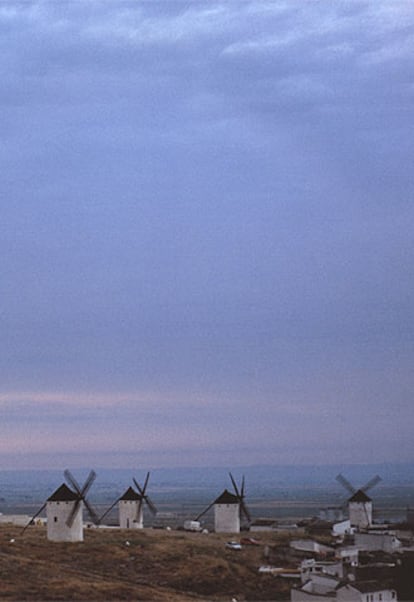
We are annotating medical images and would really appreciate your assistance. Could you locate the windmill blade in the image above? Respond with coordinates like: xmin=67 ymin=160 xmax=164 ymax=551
xmin=229 ymin=472 xmax=241 ymax=498
xmin=64 ymin=469 xmax=82 ymax=495
xmin=144 ymin=495 xmax=157 ymax=516
xmin=83 ymin=496 xmax=100 ymax=526
xmin=64 ymin=470 xmax=98 ymax=524
xmin=362 ymin=475 xmax=382 ymax=493
xmin=195 ymin=499 xmax=216 ymax=521
xmin=132 ymin=477 xmax=156 ymax=514
xmin=21 ymin=502 xmax=47 ymax=534
xmin=141 ymin=472 xmax=150 ymax=496
xmin=80 ymin=470 xmax=97 ymax=498
xmin=363 ymin=499 xmax=371 ymax=528
xmin=99 ymin=496 xmax=121 ymax=524
xmin=240 ymin=499 xmax=251 ymax=523
xmin=336 ymin=474 xmax=356 ymax=495
xmin=241 ymin=475 xmax=245 ymax=498
xmin=133 ymin=477 xmax=144 ymax=496
xmin=66 ymin=498 xmax=81 ymax=527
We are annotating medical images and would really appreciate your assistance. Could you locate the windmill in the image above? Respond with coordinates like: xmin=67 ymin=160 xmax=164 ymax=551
xmin=100 ymin=472 xmax=157 ymax=529
xmin=195 ymin=472 xmax=251 ymax=533
xmin=22 ymin=469 xmax=100 ymax=542
xmin=336 ymin=473 xmax=381 ymax=530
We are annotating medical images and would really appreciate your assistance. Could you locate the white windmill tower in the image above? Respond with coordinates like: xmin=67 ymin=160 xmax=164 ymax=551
xmin=22 ymin=470 xmax=100 ymax=542
xmin=336 ymin=473 xmax=382 ymax=530
xmin=100 ymin=472 xmax=157 ymax=529
xmin=119 ymin=486 xmax=143 ymax=529
xmin=196 ymin=473 xmax=251 ymax=533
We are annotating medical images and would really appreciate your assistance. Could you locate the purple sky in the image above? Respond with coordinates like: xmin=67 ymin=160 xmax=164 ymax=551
xmin=1 ymin=1 xmax=414 ymax=469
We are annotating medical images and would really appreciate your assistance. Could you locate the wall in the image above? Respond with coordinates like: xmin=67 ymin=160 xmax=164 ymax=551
xmin=337 ymin=585 xmax=396 ymax=602
xmin=291 ymin=588 xmax=335 ymax=602
xmin=354 ymin=532 xmax=402 ymax=553
xmin=349 ymin=501 xmax=372 ymax=529
xmin=46 ymin=500 xmax=83 ymax=542
xmin=119 ymin=500 xmax=143 ymax=529
xmin=214 ymin=503 xmax=240 ymax=533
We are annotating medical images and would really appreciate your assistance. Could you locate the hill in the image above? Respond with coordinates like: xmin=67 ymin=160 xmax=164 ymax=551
xmin=0 ymin=524 xmax=292 ymax=601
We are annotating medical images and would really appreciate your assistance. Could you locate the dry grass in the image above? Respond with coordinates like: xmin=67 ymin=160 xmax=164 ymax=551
xmin=0 ymin=525 xmax=294 ymax=601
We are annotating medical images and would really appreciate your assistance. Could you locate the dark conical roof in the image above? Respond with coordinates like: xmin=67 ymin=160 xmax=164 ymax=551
xmin=47 ymin=483 xmax=78 ymax=502
xmin=120 ymin=486 xmax=142 ymax=501
xmin=349 ymin=489 xmax=372 ymax=503
xmin=214 ymin=489 xmax=239 ymax=504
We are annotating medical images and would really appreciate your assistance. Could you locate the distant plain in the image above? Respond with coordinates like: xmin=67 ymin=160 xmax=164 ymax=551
xmin=1 ymin=463 xmax=413 ymax=527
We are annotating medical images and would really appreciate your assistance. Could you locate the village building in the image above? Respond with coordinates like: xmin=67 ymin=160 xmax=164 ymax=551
xmin=354 ymin=532 xmax=402 ymax=554
xmin=291 ymin=573 xmax=339 ymax=602
xmin=332 ymin=519 xmax=353 ymax=537
xmin=300 ymin=558 xmax=345 ymax=582
xmin=336 ymin=581 xmax=397 ymax=602
xmin=290 ymin=539 xmax=335 ymax=556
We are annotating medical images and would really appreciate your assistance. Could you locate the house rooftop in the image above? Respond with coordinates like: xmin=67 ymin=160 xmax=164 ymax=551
xmin=337 ymin=580 xmax=391 ymax=593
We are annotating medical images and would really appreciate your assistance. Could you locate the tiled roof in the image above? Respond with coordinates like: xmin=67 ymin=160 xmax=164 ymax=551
xmin=214 ymin=489 xmax=239 ymax=504
xmin=47 ymin=483 xmax=78 ymax=502
xmin=120 ymin=486 xmax=142 ymax=501
xmin=338 ymin=581 xmax=390 ymax=594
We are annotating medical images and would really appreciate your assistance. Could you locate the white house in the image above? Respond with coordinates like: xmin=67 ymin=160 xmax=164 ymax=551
xmin=290 ymin=539 xmax=334 ymax=556
xmin=214 ymin=489 xmax=240 ymax=533
xmin=354 ymin=532 xmax=402 ymax=554
xmin=336 ymin=582 xmax=397 ymax=602
xmin=335 ymin=547 xmax=359 ymax=566
xmin=291 ymin=573 xmax=339 ymax=602
xmin=332 ymin=519 xmax=353 ymax=537
xmin=300 ymin=558 xmax=344 ymax=583
xmin=119 ymin=486 xmax=143 ymax=529
xmin=46 ymin=483 xmax=83 ymax=542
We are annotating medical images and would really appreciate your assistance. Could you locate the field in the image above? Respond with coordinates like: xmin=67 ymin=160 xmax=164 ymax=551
xmin=0 ymin=524 xmax=293 ymax=601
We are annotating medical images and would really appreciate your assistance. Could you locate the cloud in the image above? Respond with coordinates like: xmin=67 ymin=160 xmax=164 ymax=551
xmin=0 ymin=1 xmax=413 ymax=467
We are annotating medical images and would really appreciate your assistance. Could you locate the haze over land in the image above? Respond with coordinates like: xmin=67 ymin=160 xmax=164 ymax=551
xmin=1 ymin=2 xmax=413 ymax=470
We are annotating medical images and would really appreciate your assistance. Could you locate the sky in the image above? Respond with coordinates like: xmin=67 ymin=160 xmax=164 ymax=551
xmin=1 ymin=0 xmax=414 ymax=470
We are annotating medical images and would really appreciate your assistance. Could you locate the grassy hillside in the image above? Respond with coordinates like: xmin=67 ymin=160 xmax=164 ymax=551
xmin=0 ymin=525 xmax=293 ymax=601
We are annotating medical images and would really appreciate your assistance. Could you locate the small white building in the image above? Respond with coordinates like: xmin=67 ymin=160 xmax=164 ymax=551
xmin=183 ymin=520 xmax=201 ymax=532
xmin=354 ymin=532 xmax=402 ymax=553
xmin=119 ymin=486 xmax=143 ymax=529
xmin=348 ymin=490 xmax=373 ymax=530
xmin=335 ymin=547 xmax=359 ymax=566
xmin=290 ymin=539 xmax=334 ymax=556
xmin=214 ymin=489 xmax=240 ymax=533
xmin=332 ymin=520 xmax=353 ymax=537
xmin=300 ymin=559 xmax=344 ymax=583
xmin=291 ymin=573 xmax=339 ymax=602
xmin=46 ymin=483 xmax=83 ymax=542
xmin=336 ymin=582 xmax=397 ymax=602
xmin=0 ymin=514 xmax=37 ymax=527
